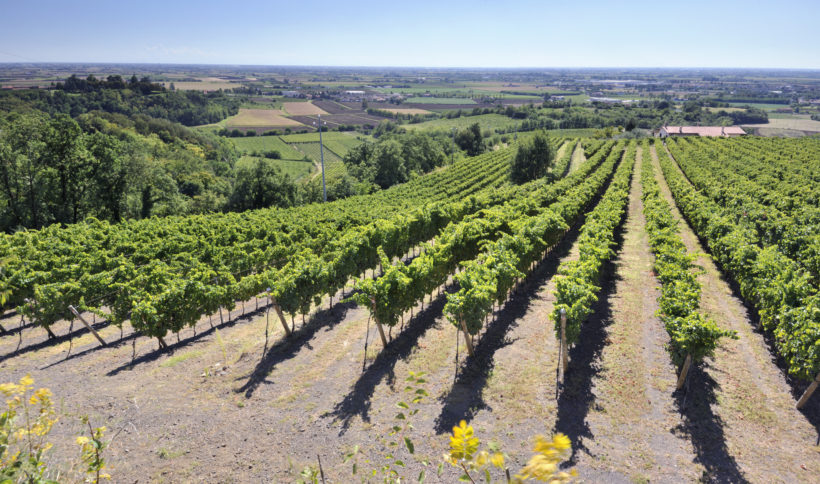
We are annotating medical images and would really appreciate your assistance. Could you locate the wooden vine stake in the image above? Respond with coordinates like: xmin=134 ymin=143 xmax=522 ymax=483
xmin=68 ymin=305 xmax=107 ymax=347
xmin=559 ymin=308 xmax=568 ymax=378
xmin=269 ymin=293 xmax=292 ymax=337
xmin=458 ymin=318 xmax=475 ymax=357
xmin=370 ymin=299 xmax=389 ymax=348
xmin=676 ymin=354 xmax=693 ymax=390
xmin=796 ymin=372 xmax=820 ymax=409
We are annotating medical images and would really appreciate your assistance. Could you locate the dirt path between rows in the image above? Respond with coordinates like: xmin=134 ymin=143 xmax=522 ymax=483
xmin=649 ymin=144 xmax=819 ymax=483
xmin=569 ymin=141 xmax=586 ymax=173
xmin=0 ymin=210 xmax=589 ymax=482
xmin=560 ymin=147 xmax=700 ymax=482
xmin=1 ymin=145 xmax=817 ymax=482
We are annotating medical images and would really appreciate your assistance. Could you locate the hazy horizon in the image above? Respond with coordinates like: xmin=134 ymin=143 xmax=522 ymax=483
xmin=3 ymin=62 xmax=820 ymax=72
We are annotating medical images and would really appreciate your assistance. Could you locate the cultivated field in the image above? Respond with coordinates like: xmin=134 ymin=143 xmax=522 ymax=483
xmin=282 ymin=101 xmax=329 ymax=116
xmin=404 ymin=113 xmax=520 ymax=132
xmin=237 ymin=155 xmax=314 ymax=181
xmin=225 ymin=108 xmax=304 ymax=128
xmin=1 ymin=137 xmax=818 ymax=483
xmin=230 ymin=135 xmax=306 ymax=160
xmin=404 ymin=96 xmax=476 ymax=105
xmin=743 ymin=116 xmax=820 ymax=132
xmin=378 ymin=107 xmax=433 ymax=115
xmin=291 ymin=142 xmax=347 ymax=179
xmin=280 ymin=131 xmax=369 ymax=156
xmin=162 ymin=81 xmax=239 ymax=91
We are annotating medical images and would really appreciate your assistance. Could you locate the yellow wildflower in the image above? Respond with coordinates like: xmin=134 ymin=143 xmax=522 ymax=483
xmin=0 ymin=382 xmax=17 ymax=395
xmin=490 ymin=452 xmax=505 ymax=468
xmin=448 ymin=420 xmax=479 ymax=462
xmin=552 ymin=433 xmax=571 ymax=451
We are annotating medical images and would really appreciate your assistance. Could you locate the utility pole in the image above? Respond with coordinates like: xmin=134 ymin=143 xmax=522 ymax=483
xmin=314 ymin=115 xmax=327 ymax=202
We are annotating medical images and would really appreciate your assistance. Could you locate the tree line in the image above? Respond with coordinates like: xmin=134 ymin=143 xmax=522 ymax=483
xmin=0 ymin=75 xmax=240 ymax=126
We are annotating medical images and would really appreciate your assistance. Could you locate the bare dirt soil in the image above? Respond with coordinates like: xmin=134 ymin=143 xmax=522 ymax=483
xmin=1 ymin=147 xmax=817 ymax=483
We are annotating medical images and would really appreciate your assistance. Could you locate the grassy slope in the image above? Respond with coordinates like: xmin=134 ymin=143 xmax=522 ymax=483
xmin=231 ymin=136 xmax=306 ymax=160
xmin=236 ymin=155 xmax=314 ymax=181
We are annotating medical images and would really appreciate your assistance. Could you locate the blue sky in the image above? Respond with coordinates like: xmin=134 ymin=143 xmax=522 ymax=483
xmin=0 ymin=0 xmax=818 ymax=68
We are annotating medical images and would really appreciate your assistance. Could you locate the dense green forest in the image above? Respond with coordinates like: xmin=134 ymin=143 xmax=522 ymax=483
xmin=0 ymin=74 xmax=240 ymax=126
xmin=0 ymin=110 xmax=241 ymax=229
xmin=0 ymin=75 xmax=300 ymax=232
xmin=343 ymin=130 xmax=456 ymax=189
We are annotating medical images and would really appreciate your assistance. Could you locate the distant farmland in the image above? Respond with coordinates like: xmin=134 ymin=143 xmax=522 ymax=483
xmin=743 ymin=116 xmax=820 ymax=133
xmin=404 ymin=113 xmax=519 ymax=132
xmin=225 ymin=108 xmax=303 ymax=128
xmin=283 ymin=101 xmax=329 ymax=116
xmin=230 ymin=136 xmax=306 ymax=160
xmin=405 ymin=96 xmax=476 ymax=104
xmin=236 ymin=155 xmax=314 ymax=181
xmin=292 ymin=142 xmax=347 ymax=179
xmin=281 ymin=131 xmax=367 ymax=156
xmin=378 ymin=107 xmax=433 ymax=115
xmin=161 ymin=78 xmax=239 ymax=91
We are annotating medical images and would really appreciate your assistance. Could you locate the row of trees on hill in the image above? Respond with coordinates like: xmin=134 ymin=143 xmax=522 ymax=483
xmin=56 ymin=74 xmax=163 ymax=94
xmin=0 ymin=76 xmax=240 ymax=126
xmin=342 ymin=123 xmax=490 ymax=190
xmin=0 ymin=110 xmax=332 ymax=231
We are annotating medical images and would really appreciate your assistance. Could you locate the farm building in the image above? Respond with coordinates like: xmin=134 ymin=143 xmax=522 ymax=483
xmin=658 ymin=125 xmax=746 ymax=138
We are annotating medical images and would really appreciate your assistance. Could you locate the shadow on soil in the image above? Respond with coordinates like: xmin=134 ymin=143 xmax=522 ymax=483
xmin=40 ymin=329 xmax=139 ymax=370
xmin=671 ymin=188 xmax=820 ymax=442
xmin=0 ymin=317 xmax=114 ymax=365
xmin=675 ymin=365 xmax=749 ymax=484
xmin=106 ymin=301 xmax=283 ymax=376
xmin=326 ymin=288 xmax=451 ymax=432
xmin=552 ymin=218 xmax=625 ymax=464
xmin=234 ymin=299 xmax=356 ymax=398
xmin=662 ymin=143 xmax=820 ymax=442
xmin=433 ymin=222 xmax=583 ymax=435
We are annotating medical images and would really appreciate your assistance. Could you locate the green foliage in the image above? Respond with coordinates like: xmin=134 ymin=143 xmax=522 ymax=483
xmin=1 ymin=376 xmax=110 ymax=483
xmin=658 ymin=139 xmax=820 ymax=380
xmin=228 ymin=158 xmax=297 ymax=211
xmin=640 ymin=142 xmax=736 ymax=367
xmin=552 ymin=142 xmax=634 ymax=345
xmin=510 ymin=131 xmax=554 ymax=183
xmin=6 ymin=75 xmax=241 ymax=126
xmin=0 ymin=111 xmax=238 ymax=230
xmin=0 ymin=147 xmax=515 ymax=341
xmin=344 ymin=132 xmax=447 ymax=189
xmin=343 ymin=372 xmax=430 ymax=483
xmin=76 ymin=416 xmax=110 ymax=483
xmin=455 ymin=123 xmax=485 ymax=157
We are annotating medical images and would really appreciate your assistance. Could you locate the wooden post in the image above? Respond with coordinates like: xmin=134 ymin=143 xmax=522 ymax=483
xmin=560 ymin=308 xmax=568 ymax=377
xmin=368 ymin=299 xmax=389 ymax=348
xmin=68 ymin=305 xmax=107 ymax=347
xmin=676 ymin=354 xmax=693 ymax=390
xmin=796 ymin=372 xmax=820 ymax=409
xmin=458 ymin=319 xmax=475 ymax=357
xmin=269 ymin=296 xmax=292 ymax=337
xmin=374 ymin=317 xmax=389 ymax=348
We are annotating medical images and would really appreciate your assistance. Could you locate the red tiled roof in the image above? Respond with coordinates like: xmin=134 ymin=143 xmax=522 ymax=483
xmin=662 ymin=126 xmax=745 ymax=136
